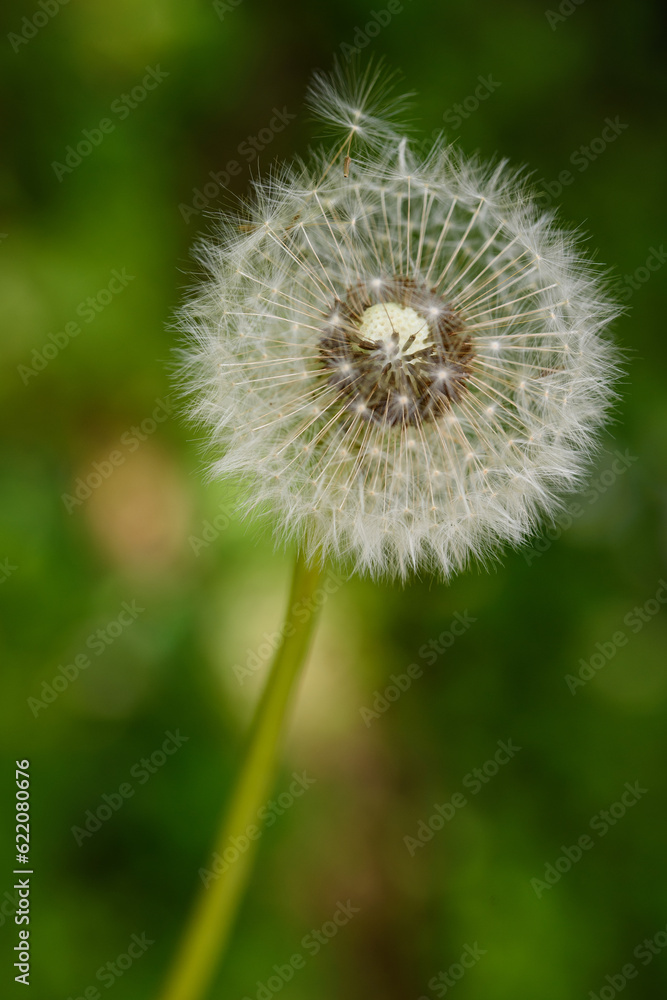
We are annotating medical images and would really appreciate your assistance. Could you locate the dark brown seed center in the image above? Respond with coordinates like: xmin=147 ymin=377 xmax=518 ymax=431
xmin=318 ymin=276 xmax=474 ymax=426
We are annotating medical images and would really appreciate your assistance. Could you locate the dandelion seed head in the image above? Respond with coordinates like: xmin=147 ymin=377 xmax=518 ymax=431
xmin=177 ymin=64 xmax=620 ymax=580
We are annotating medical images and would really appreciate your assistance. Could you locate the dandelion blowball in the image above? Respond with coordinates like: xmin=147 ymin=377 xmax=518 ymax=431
xmin=178 ymin=64 xmax=619 ymax=579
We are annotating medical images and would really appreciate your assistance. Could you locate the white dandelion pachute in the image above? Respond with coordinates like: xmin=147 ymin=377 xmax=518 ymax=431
xmin=178 ymin=65 xmax=619 ymax=579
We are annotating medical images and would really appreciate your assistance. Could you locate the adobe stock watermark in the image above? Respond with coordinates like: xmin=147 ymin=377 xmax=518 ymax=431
xmin=544 ymin=0 xmax=585 ymax=31
xmin=359 ymin=610 xmax=476 ymax=727
xmin=188 ymin=503 xmax=234 ymax=555
xmin=240 ymin=900 xmax=359 ymax=1000
xmin=51 ymin=65 xmax=169 ymax=182
xmin=404 ymin=739 xmax=521 ymax=856
xmin=179 ymin=106 xmax=296 ymax=224
xmin=61 ymin=397 xmax=172 ymax=514
xmin=64 ymin=932 xmax=154 ymax=998
xmin=530 ymin=780 xmax=648 ymax=898
xmin=27 ymin=599 xmax=145 ymax=717
xmin=442 ymin=74 xmax=501 ymax=130
xmin=199 ymin=770 xmax=316 ymax=888
xmin=212 ymin=0 xmax=243 ymax=20
xmin=523 ymin=448 xmax=637 ymax=565
xmin=565 ymin=579 xmax=667 ymax=694
xmin=588 ymin=921 xmax=667 ymax=1000
xmin=0 ymin=887 xmax=19 ymax=928
xmin=17 ymin=268 xmax=135 ymax=385
xmin=233 ymin=568 xmax=344 ymax=685
xmin=419 ymin=943 xmax=487 ymax=999
xmin=614 ymin=245 xmax=667 ymax=304
xmin=535 ymin=116 xmax=629 ymax=208
xmin=7 ymin=0 xmax=69 ymax=53
xmin=71 ymin=730 xmax=189 ymax=846
xmin=0 ymin=557 xmax=18 ymax=584
xmin=338 ymin=0 xmax=408 ymax=62
xmin=415 ymin=75 xmax=501 ymax=157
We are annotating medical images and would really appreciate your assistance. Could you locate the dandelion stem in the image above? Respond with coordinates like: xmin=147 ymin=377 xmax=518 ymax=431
xmin=158 ymin=552 xmax=324 ymax=1000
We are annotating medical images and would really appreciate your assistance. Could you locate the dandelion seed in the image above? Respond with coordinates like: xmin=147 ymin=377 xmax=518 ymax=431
xmin=177 ymin=64 xmax=620 ymax=580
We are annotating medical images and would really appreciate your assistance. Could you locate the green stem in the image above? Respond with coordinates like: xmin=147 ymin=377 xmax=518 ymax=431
xmin=159 ymin=552 xmax=324 ymax=1000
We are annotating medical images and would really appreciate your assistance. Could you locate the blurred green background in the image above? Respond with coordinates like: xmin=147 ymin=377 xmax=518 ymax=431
xmin=1 ymin=0 xmax=666 ymax=997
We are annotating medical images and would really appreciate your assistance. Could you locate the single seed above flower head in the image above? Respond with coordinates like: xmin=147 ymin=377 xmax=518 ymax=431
xmin=177 ymin=61 xmax=620 ymax=580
